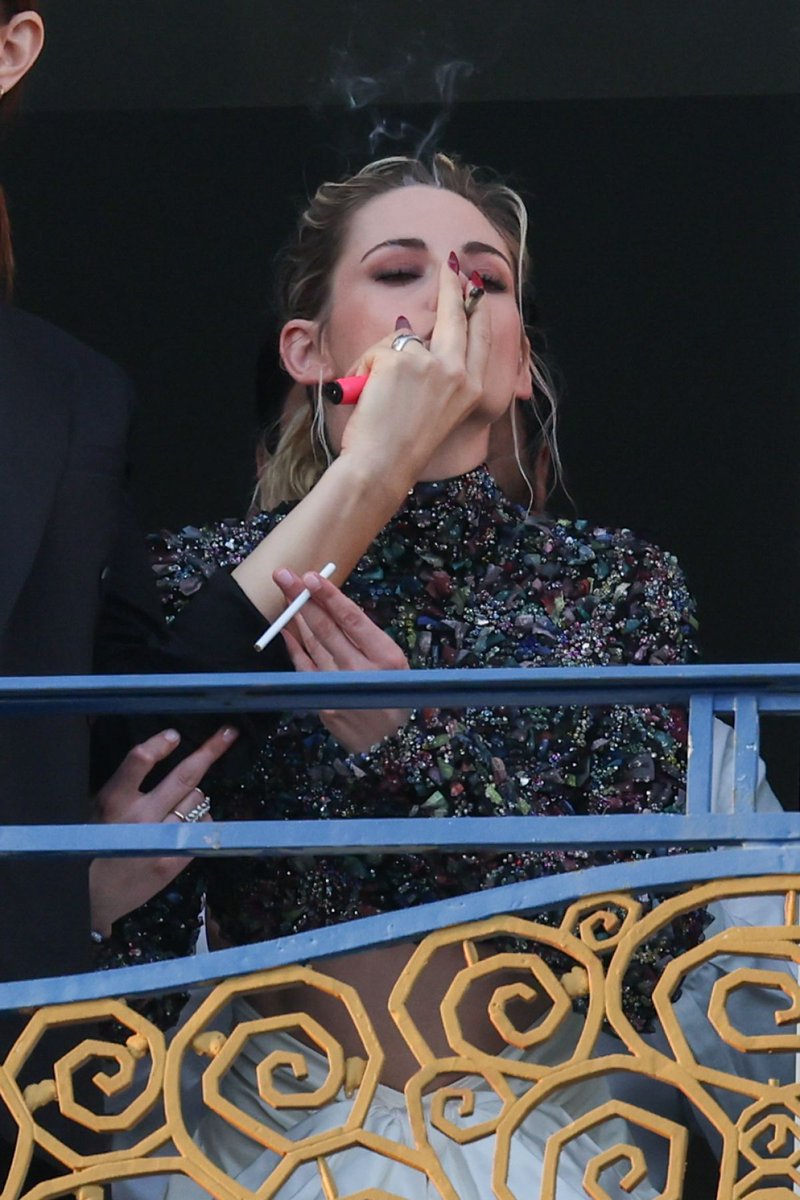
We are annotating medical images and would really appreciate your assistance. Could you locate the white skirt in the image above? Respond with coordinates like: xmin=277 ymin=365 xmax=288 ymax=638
xmin=162 ymin=997 xmax=648 ymax=1200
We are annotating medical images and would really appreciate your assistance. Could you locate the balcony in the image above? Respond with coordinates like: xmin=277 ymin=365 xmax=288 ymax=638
xmin=1 ymin=663 xmax=798 ymax=1199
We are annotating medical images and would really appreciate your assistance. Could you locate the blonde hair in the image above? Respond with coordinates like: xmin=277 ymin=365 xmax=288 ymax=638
xmin=256 ymin=152 xmax=561 ymax=510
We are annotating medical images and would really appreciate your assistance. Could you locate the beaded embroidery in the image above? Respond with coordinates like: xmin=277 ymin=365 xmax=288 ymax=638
xmin=98 ymin=466 xmax=704 ymax=1031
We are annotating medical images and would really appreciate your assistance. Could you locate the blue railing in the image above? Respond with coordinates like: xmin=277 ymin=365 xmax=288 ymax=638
xmin=0 ymin=663 xmax=798 ymax=1012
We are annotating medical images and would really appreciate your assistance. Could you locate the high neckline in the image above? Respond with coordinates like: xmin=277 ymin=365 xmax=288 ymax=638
xmin=405 ymin=463 xmax=500 ymax=509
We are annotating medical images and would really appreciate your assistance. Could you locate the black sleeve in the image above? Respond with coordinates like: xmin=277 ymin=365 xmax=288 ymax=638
xmin=92 ymin=499 xmax=292 ymax=791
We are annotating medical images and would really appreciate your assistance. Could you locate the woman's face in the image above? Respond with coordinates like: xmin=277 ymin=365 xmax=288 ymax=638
xmin=319 ymin=185 xmax=531 ymax=441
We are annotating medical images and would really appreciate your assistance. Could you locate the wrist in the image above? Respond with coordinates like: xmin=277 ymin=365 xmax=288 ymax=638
xmin=333 ymin=448 xmax=414 ymax=510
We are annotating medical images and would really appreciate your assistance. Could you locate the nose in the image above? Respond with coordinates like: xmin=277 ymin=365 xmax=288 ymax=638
xmin=413 ymin=267 xmax=443 ymax=330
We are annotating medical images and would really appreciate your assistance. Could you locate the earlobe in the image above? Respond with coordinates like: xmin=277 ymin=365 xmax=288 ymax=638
xmin=0 ymin=12 xmax=45 ymax=95
xmin=279 ymin=319 xmax=331 ymax=386
xmin=515 ymin=336 xmax=534 ymax=400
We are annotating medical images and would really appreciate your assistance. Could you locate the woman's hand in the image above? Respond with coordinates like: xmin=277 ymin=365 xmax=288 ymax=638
xmin=232 ymin=261 xmax=491 ymax=624
xmin=339 ymin=259 xmax=491 ymax=485
xmin=275 ymin=567 xmax=410 ymax=755
xmin=89 ymin=725 xmax=237 ymax=935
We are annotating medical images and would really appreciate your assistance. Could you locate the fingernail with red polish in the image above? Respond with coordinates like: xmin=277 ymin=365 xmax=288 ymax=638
xmin=469 ymin=270 xmax=485 ymax=290
xmin=448 ymin=251 xmax=460 ymax=274
xmin=395 ymin=315 xmax=412 ymax=330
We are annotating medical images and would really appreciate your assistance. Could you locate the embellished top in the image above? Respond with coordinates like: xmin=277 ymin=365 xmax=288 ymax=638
xmin=99 ymin=465 xmax=703 ymax=1031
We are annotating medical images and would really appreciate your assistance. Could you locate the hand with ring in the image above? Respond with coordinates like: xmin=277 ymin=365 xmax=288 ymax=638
xmin=89 ymin=724 xmax=237 ymax=935
xmin=390 ymin=331 xmax=426 ymax=353
xmin=337 ymin=257 xmax=492 ymax=488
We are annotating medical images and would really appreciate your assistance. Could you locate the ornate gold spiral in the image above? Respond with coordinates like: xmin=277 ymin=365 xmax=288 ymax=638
xmin=389 ymin=915 xmax=606 ymax=1084
xmin=3 ymin=876 xmax=800 ymax=1199
xmin=561 ymin=893 xmax=644 ymax=954
xmin=2 ymin=999 xmax=167 ymax=1174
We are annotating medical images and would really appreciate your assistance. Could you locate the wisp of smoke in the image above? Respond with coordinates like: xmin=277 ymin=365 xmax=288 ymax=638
xmin=323 ymin=44 xmax=476 ymax=162
xmin=413 ymin=60 xmax=473 ymax=159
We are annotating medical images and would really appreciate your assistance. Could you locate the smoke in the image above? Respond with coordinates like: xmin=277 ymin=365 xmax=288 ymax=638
xmin=414 ymin=60 xmax=474 ymax=159
xmin=318 ymin=34 xmax=477 ymax=162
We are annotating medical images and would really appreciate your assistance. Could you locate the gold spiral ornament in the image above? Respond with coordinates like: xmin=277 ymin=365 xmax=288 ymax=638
xmin=561 ymin=893 xmax=644 ymax=954
xmin=2 ymin=999 xmax=167 ymax=1171
xmin=390 ymin=915 xmax=607 ymax=1082
xmin=0 ymin=877 xmax=798 ymax=1198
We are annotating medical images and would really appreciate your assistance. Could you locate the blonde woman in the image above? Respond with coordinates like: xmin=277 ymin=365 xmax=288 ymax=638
xmin=99 ymin=154 xmax=702 ymax=1198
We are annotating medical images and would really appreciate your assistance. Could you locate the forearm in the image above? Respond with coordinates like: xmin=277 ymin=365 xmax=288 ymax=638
xmin=232 ymin=453 xmax=409 ymax=621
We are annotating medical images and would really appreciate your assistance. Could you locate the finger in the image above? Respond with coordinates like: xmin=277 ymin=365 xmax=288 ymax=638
xmin=95 ymin=728 xmax=182 ymax=814
xmin=302 ymin=573 xmax=409 ymax=670
xmin=163 ymin=788 xmax=214 ymax=824
xmin=280 ymin=626 xmax=317 ymax=674
xmin=464 ymin=279 xmax=492 ymax=385
xmin=293 ymin=610 xmax=339 ymax=672
xmin=429 ymin=257 xmax=468 ymax=365
xmin=293 ymin=593 xmax=366 ymax=671
xmin=150 ymin=725 xmax=238 ymax=809
xmin=275 ymin=567 xmax=360 ymax=669
xmin=347 ymin=329 xmax=427 ymax=381
xmin=272 ymin=566 xmax=308 ymax=603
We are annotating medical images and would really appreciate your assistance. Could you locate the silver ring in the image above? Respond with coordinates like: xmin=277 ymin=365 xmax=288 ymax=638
xmin=391 ymin=332 xmax=425 ymax=353
xmin=172 ymin=796 xmax=211 ymax=823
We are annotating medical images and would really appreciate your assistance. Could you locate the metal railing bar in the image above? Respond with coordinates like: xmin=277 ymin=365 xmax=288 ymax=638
xmin=1 ymin=845 xmax=797 ymax=1012
xmin=1 ymin=812 xmax=798 ymax=858
xmin=687 ymin=693 xmax=715 ymax=814
xmin=0 ymin=664 xmax=799 ymax=716
xmin=733 ymin=693 xmax=761 ymax=813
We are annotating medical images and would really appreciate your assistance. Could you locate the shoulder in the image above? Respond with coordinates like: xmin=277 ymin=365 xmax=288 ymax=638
xmin=522 ymin=511 xmax=688 ymax=584
xmin=0 ymin=304 xmax=133 ymax=412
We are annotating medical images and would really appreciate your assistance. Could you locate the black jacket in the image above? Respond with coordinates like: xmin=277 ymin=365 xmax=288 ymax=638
xmin=0 ymin=304 xmax=132 ymax=987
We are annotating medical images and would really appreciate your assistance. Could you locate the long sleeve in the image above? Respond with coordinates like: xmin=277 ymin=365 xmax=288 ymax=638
xmin=92 ymin=507 xmax=293 ymax=1027
xmin=92 ymin=502 xmax=293 ymax=791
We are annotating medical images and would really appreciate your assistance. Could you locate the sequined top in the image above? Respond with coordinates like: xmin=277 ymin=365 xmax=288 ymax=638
xmin=99 ymin=465 xmax=703 ymax=1030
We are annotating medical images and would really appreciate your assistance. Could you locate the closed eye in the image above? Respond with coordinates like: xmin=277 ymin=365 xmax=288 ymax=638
xmin=477 ymin=272 xmax=508 ymax=294
xmin=373 ymin=269 xmax=423 ymax=285
xmin=465 ymin=265 xmax=510 ymax=294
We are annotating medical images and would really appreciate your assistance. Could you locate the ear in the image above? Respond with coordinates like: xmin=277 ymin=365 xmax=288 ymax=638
xmin=515 ymin=333 xmax=534 ymax=400
xmin=279 ymin=319 xmax=332 ymax=386
xmin=0 ymin=11 xmax=45 ymax=95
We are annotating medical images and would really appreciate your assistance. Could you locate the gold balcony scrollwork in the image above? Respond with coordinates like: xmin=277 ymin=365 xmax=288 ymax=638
xmin=1 ymin=876 xmax=799 ymax=1198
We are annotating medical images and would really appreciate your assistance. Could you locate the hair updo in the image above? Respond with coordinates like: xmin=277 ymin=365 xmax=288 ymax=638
xmin=257 ymin=153 xmax=561 ymax=511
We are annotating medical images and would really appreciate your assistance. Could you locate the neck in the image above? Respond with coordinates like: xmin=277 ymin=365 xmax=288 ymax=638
xmin=416 ymin=421 xmax=490 ymax=483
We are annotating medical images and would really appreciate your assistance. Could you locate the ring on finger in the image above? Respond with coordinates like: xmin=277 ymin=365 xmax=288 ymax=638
xmin=172 ymin=795 xmax=211 ymax=823
xmin=391 ymin=332 xmax=426 ymax=353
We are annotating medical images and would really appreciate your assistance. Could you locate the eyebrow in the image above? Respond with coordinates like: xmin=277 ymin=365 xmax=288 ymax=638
xmin=361 ymin=237 xmax=513 ymax=272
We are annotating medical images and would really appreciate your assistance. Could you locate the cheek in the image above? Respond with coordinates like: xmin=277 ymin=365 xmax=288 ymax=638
xmin=324 ymin=284 xmax=394 ymax=371
xmin=486 ymin=311 xmax=524 ymax=381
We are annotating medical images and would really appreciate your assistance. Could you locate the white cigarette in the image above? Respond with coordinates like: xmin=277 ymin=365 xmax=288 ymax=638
xmin=254 ymin=562 xmax=336 ymax=652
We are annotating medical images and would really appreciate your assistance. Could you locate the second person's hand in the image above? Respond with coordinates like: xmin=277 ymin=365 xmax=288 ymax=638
xmin=89 ymin=725 xmax=238 ymax=935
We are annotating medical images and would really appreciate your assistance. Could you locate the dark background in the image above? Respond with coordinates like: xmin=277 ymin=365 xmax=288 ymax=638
xmin=2 ymin=0 xmax=798 ymax=795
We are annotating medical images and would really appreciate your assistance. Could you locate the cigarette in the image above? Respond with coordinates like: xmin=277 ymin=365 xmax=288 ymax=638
xmin=463 ymin=285 xmax=485 ymax=317
xmin=254 ymin=561 xmax=337 ymax=651
xmin=321 ymin=375 xmax=369 ymax=405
